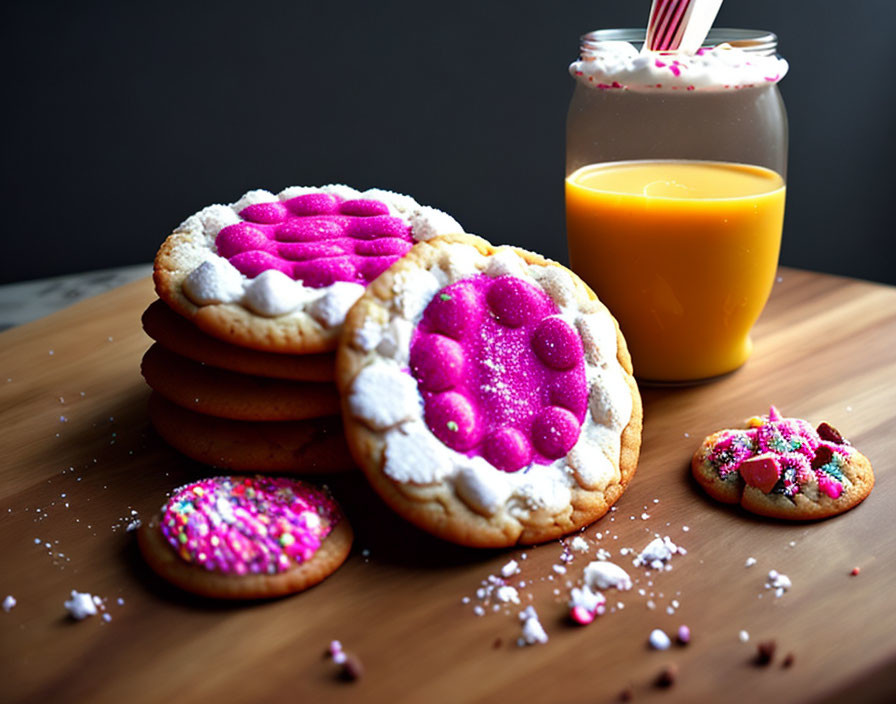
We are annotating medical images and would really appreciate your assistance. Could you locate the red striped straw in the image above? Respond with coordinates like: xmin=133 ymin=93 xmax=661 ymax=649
xmin=645 ymin=0 xmax=724 ymax=54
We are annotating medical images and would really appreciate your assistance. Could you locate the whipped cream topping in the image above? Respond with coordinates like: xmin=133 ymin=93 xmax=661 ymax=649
xmin=175 ymin=185 xmax=464 ymax=324
xmin=346 ymin=243 xmax=634 ymax=520
xmin=570 ymin=41 xmax=788 ymax=91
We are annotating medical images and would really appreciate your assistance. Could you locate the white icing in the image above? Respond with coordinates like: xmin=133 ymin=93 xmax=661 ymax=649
xmin=308 ymin=282 xmax=364 ymax=327
xmin=176 ymin=184 xmax=464 ymax=325
xmin=347 ymin=361 xmax=420 ymax=431
xmin=484 ymin=249 xmax=528 ymax=279
xmin=454 ymin=461 xmax=513 ymax=516
xmin=345 ymin=243 xmax=634 ymax=522
xmin=583 ymin=560 xmax=633 ymax=591
xmin=354 ymin=318 xmax=384 ymax=352
xmin=571 ymin=41 xmax=789 ymax=91
xmin=392 ymin=269 xmax=443 ymax=320
xmin=375 ymin=318 xmax=414 ymax=363
xmin=382 ymin=423 xmax=453 ymax=484
xmin=243 ymin=269 xmax=314 ymax=317
xmin=182 ymin=258 xmax=245 ymax=305
xmin=408 ymin=207 xmax=464 ymax=242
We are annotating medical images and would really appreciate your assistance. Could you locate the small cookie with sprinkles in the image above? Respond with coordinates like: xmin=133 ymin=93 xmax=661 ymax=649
xmin=137 ymin=476 xmax=353 ymax=599
xmin=336 ymin=233 xmax=642 ymax=547
xmin=692 ymin=406 xmax=874 ymax=520
xmin=154 ymin=184 xmax=464 ymax=354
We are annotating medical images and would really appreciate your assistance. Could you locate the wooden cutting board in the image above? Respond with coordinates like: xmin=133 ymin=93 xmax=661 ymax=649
xmin=1 ymin=268 xmax=895 ymax=703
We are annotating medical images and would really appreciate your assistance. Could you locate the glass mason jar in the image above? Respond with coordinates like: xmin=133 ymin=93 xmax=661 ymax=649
xmin=565 ymin=29 xmax=788 ymax=383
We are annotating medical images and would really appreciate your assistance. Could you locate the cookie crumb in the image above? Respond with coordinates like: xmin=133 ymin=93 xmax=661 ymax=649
xmin=765 ymin=570 xmax=791 ymax=598
xmin=500 ymin=559 xmax=520 ymax=577
xmin=649 ymin=629 xmax=671 ymax=650
xmin=518 ymin=606 xmax=548 ymax=645
xmin=619 ymin=685 xmax=635 ymax=701
xmin=782 ymin=652 xmax=795 ymax=668
xmin=492 ymin=637 xmax=502 ymax=649
xmin=655 ymin=664 xmax=678 ymax=688
xmin=756 ymin=640 xmax=777 ymax=665
xmin=64 ymin=590 xmax=98 ymax=620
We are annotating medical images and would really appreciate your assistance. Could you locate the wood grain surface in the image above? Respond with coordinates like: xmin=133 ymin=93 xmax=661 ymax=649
xmin=1 ymin=269 xmax=895 ymax=704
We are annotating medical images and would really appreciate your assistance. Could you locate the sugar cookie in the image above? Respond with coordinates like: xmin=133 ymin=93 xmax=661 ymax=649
xmin=154 ymin=185 xmax=464 ymax=354
xmin=336 ymin=233 xmax=642 ymax=547
xmin=147 ymin=392 xmax=353 ymax=473
xmin=137 ymin=475 xmax=352 ymax=599
xmin=142 ymin=299 xmax=335 ymax=382
xmin=141 ymin=343 xmax=340 ymax=421
xmin=692 ymin=406 xmax=874 ymax=519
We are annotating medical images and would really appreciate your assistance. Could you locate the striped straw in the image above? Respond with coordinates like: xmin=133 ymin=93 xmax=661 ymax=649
xmin=645 ymin=0 xmax=724 ymax=54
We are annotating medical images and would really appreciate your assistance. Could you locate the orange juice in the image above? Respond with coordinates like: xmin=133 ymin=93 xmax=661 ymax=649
xmin=566 ymin=160 xmax=785 ymax=382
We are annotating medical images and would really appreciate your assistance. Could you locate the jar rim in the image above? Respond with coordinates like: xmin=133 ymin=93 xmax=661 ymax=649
xmin=580 ymin=28 xmax=778 ymax=56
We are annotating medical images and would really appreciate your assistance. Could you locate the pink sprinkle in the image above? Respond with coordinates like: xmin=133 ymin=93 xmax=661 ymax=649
xmin=851 ymin=567 xmax=860 ymax=576
xmin=669 ymin=64 xmax=681 ymax=77
xmin=159 ymin=476 xmax=340 ymax=576
xmin=570 ymin=605 xmax=595 ymax=625
xmin=677 ymin=625 xmax=691 ymax=644
xmin=655 ymin=59 xmax=667 ymax=68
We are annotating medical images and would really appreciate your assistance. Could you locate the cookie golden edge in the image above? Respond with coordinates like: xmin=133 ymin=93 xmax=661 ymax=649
xmin=691 ymin=428 xmax=875 ymax=520
xmin=147 ymin=392 xmax=356 ymax=474
xmin=140 ymin=343 xmax=340 ymax=422
xmin=154 ymin=233 xmax=338 ymax=355
xmin=336 ymin=232 xmax=643 ymax=548
xmin=142 ymin=299 xmax=336 ymax=382
xmin=137 ymin=508 xmax=353 ymax=599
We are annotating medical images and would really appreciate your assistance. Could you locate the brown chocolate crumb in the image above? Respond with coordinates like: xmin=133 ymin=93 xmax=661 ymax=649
xmin=782 ymin=652 xmax=795 ymax=668
xmin=655 ymin=664 xmax=678 ymax=688
xmin=619 ymin=685 xmax=634 ymax=700
xmin=492 ymin=637 xmax=503 ymax=649
xmin=756 ymin=640 xmax=777 ymax=666
xmin=340 ymin=654 xmax=364 ymax=681
xmin=816 ymin=422 xmax=845 ymax=445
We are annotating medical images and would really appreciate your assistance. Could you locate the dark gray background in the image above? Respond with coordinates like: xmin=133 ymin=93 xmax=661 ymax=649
xmin=2 ymin=0 xmax=894 ymax=285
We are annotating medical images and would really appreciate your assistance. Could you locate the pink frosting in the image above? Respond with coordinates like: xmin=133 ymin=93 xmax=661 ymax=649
xmin=409 ymin=274 xmax=588 ymax=472
xmin=159 ymin=476 xmax=339 ymax=575
xmin=215 ymin=192 xmax=414 ymax=287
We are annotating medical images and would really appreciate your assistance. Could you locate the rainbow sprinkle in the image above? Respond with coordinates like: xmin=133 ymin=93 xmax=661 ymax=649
xmin=708 ymin=407 xmax=853 ymax=500
xmin=160 ymin=476 xmax=339 ymax=575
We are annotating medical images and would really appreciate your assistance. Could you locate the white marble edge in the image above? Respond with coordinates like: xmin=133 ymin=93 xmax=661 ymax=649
xmin=0 ymin=264 xmax=154 ymax=332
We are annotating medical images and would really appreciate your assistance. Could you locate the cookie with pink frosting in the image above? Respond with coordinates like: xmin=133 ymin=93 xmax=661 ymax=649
xmin=154 ymin=185 xmax=464 ymax=354
xmin=336 ymin=233 xmax=642 ymax=547
xmin=692 ymin=406 xmax=874 ymax=520
xmin=138 ymin=475 xmax=353 ymax=598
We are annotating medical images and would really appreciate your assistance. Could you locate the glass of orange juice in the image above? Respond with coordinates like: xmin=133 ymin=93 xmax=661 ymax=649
xmin=565 ymin=29 xmax=788 ymax=383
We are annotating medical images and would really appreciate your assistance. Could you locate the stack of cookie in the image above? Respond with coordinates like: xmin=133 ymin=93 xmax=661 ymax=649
xmin=142 ymin=184 xmax=464 ymax=475
xmin=141 ymin=298 xmax=352 ymax=473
